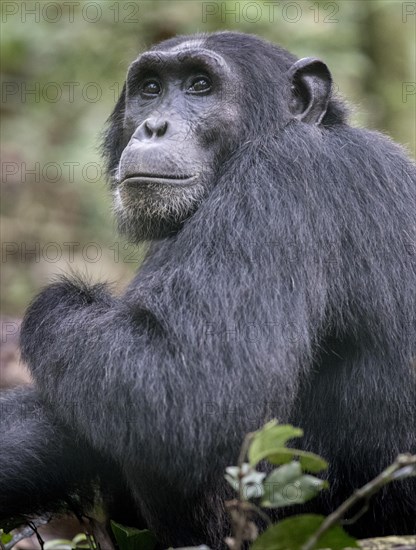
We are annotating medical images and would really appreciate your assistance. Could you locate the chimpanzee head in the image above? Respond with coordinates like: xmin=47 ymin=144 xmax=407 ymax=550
xmin=102 ymin=32 xmax=343 ymax=242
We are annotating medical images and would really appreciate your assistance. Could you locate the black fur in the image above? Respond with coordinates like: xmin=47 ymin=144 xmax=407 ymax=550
xmin=1 ymin=32 xmax=415 ymax=548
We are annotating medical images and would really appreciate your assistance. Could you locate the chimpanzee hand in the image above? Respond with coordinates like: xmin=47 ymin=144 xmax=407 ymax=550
xmin=20 ymin=276 xmax=114 ymax=381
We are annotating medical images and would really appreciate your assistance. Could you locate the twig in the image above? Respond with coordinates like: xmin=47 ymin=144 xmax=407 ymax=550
xmin=301 ymin=454 xmax=416 ymax=550
xmin=4 ymin=517 xmax=50 ymax=550
xmin=237 ymin=432 xmax=254 ymax=470
xmin=232 ymin=432 xmax=255 ymax=548
xmin=28 ymin=521 xmax=45 ymax=550
xmin=226 ymin=431 xmax=272 ymax=549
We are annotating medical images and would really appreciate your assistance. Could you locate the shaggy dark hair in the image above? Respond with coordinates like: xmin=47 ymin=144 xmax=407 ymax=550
xmin=1 ymin=32 xmax=415 ymax=549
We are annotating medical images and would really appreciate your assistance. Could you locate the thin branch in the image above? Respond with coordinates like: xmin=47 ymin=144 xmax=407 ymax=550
xmin=301 ymin=454 xmax=416 ymax=550
xmin=226 ymin=432 xmax=256 ymax=549
xmin=4 ymin=517 xmax=50 ymax=550
xmin=237 ymin=432 xmax=254 ymax=468
xmin=28 ymin=521 xmax=45 ymax=550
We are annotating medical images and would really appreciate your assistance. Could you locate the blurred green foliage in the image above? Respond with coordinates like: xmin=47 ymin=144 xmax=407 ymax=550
xmin=1 ymin=0 xmax=415 ymax=315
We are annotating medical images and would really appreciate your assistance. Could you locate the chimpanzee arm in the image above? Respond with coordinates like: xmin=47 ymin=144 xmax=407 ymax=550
xmin=19 ymin=273 xmax=312 ymax=489
xmin=0 ymin=386 xmax=97 ymax=521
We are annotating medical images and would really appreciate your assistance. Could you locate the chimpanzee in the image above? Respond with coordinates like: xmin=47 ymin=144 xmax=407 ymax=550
xmin=1 ymin=31 xmax=415 ymax=548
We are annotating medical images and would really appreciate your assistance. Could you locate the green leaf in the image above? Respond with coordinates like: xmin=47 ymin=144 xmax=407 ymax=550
xmin=261 ymin=462 xmax=328 ymax=508
xmin=43 ymin=533 xmax=91 ymax=549
xmin=110 ymin=521 xmax=157 ymax=550
xmin=248 ymin=421 xmax=327 ymax=473
xmin=251 ymin=514 xmax=358 ymax=550
xmin=294 ymin=451 xmax=328 ymax=474
xmin=266 ymin=449 xmax=328 ymax=474
xmin=72 ymin=534 xmax=88 ymax=545
xmin=0 ymin=530 xmax=12 ymax=544
xmin=44 ymin=539 xmax=73 ymax=550
xmin=249 ymin=422 xmax=304 ymax=466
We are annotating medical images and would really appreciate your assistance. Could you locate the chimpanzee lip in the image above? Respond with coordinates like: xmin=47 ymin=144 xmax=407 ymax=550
xmin=121 ymin=174 xmax=198 ymax=186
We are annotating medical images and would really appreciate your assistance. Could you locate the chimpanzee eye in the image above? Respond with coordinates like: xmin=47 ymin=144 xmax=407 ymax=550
xmin=187 ymin=75 xmax=212 ymax=94
xmin=141 ymin=80 xmax=161 ymax=98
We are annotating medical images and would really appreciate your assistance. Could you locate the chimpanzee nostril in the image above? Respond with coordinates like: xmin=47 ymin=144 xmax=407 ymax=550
xmin=144 ymin=121 xmax=153 ymax=138
xmin=144 ymin=119 xmax=168 ymax=138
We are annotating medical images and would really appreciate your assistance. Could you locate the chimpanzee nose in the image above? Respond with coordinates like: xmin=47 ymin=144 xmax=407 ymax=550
xmin=133 ymin=118 xmax=168 ymax=140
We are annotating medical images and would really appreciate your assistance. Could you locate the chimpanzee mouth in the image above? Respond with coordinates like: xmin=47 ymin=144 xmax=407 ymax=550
xmin=121 ymin=174 xmax=198 ymax=187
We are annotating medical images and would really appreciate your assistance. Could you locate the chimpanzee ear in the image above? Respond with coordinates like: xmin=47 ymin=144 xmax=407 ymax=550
xmin=288 ymin=57 xmax=332 ymax=125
